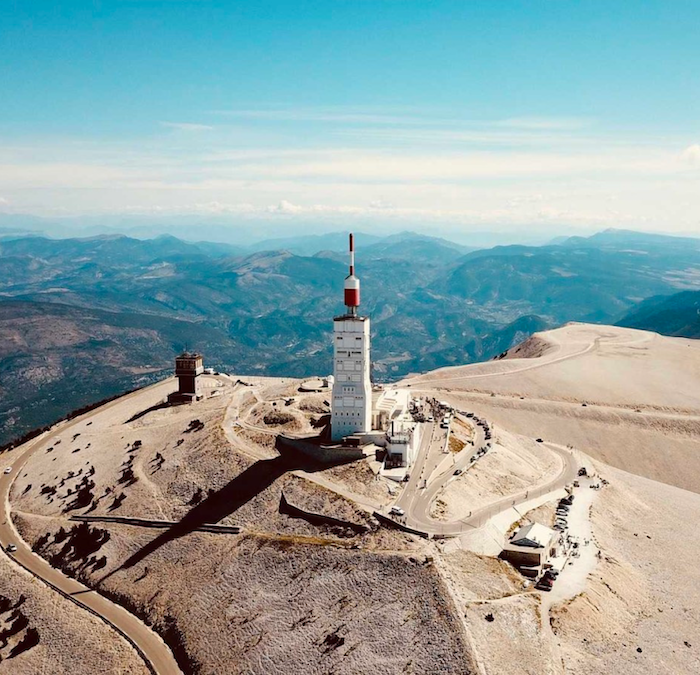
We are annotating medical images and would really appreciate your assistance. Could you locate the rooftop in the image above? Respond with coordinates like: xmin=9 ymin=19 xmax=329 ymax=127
xmin=508 ymin=522 xmax=556 ymax=549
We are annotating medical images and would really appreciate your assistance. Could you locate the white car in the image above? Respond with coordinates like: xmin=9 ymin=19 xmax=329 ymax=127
xmin=3 ymin=467 xmax=12 ymax=475
xmin=389 ymin=506 xmax=405 ymax=517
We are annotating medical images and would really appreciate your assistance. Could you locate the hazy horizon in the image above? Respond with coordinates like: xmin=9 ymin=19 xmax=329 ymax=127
xmin=1 ymin=2 xmax=699 ymax=239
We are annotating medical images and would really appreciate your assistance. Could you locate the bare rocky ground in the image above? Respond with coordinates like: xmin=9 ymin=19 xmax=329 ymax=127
xmin=405 ymin=323 xmax=700 ymax=493
xmin=551 ymin=464 xmax=700 ymax=675
xmin=0 ymin=550 xmax=147 ymax=674
xmin=5 ymin=324 xmax=700 ymax=674
xmin=431 ymin=428 xmax=561 ymax=521
xmin=8 ymin=376 xmax=476 ymax=673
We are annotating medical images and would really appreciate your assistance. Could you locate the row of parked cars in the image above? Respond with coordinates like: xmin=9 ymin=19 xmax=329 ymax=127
xmin=537 ymin=493 xmax=578 ymax=591
xmin=554 ymin=493 xmax=575 ymax=531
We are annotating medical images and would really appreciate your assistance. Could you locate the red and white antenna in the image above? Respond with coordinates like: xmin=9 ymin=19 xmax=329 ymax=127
xmin=344 ymin=232 xmax=360 ymax=313
xmin=349 ymin=232 xmax=355 ymax=276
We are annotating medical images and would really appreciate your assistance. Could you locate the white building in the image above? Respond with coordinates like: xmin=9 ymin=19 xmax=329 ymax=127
xmin=374 ymin=388 xmax=422 ymax=468
xmin=331 ymin=315 xmax=372 ymax=440
xmin=384 ymin=419 xmax=422 ymax=468
xmin=331 ymin=234 xmax=372 ymax=441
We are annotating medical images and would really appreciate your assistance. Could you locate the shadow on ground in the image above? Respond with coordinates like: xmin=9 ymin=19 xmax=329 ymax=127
xmin=98 ymin=444 xmax=349 ymax=582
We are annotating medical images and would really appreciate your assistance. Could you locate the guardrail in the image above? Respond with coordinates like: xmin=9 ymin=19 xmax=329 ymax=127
xmin=70 ymin=515 xmax=241 ymax=535
xmin=373 ymin=511 xmax=430 ymax=538
xmin=382 ymin=443 xmax=575 ymax=539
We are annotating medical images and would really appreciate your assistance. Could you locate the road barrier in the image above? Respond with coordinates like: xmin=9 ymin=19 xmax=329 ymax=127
xmin=379 ymin=443 xmax=575 ymax=539
xmin=70 ymin=515 xmax=241 ymax=535
xmin=373 ymin=511 xmax=430 ymax=538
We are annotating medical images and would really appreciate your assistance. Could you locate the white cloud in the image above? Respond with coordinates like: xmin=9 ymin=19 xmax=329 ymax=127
xmin=2 ymin=124 xmax=699 ymax=234
xmin=681 ymin=144 xmax=700 ymax=167
xmin=268 ymin=200 xmax=304 ymax=214
xmin=211 ymin=108 xmax=430 ymax=125
xmin=369 ymin=199 xmax=394 ymax=209
xmin=160 ymin=121 xmax=214 ymax=132
xmin=0 ymin=196 xmax=9 ymax=205
xmin=494 ymin=117 xmax=593 ymax=131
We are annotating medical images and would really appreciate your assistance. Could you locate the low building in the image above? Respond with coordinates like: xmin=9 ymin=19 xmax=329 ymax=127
xmin=372 ymin=388 xmax=410 ymax=430
xmin=384 ymin=420 xmax=422 ymax=468
xmin=502 ymin=522 xmax=558 ymax=575
xmin=373 ymin=388 xmax=422 ymax=470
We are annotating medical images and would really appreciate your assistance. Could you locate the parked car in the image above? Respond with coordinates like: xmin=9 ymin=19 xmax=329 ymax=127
xmin=5 ymin=543 xmax=17 ymax=553
xmin=536 ymin=576 xmax=554 ymax=591
xmin=389 ymin=506 xmax=405 ymax=516
xmin=454 ymin=468 xmax=463 ymax=476
xmin=3 ymin=467 xmax=11 ymax=475
xmin=536 ymin=438 xmax=544 ymax=443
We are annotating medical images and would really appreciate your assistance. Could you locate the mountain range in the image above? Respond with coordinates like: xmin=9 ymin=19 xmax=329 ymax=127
xmin=1 ymin=227 xmax=699 ymax=445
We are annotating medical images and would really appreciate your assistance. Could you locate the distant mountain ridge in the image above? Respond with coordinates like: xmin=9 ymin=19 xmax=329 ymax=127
xmin=1 ymin=227 xmax=699 ymax=445
xmin=618 ymin=290 xmax=700 ymax=338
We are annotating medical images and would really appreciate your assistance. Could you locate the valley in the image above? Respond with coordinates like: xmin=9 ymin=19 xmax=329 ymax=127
xmin=2 ymin=228 xmax=699 ymax=447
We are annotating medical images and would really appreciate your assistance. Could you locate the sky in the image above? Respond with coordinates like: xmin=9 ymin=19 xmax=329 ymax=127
xmin=1 ymin=0 xmax=699 ymax=241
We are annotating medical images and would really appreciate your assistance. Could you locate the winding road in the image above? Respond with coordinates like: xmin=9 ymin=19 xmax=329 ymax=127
xmin=0 ymin=381 xmax=183 ymax=675
xmin=391 ymin=412 xmax=578 ymax=537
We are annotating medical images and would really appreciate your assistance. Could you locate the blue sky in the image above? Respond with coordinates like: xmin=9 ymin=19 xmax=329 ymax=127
xmin=1 ymin=1 xmax=699 ymax=238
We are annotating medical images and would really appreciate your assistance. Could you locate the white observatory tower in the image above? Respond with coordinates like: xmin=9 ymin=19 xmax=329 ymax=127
xmin=331 ymin=233 xmax=372 ymax=441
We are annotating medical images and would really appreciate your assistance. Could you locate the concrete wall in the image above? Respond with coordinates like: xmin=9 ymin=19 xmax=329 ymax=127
xmin=277 ymin=434 xmax=366 ymax=464
xmin=501 ymin=549 xmax=544 ymax=568
xmin=280 ymin=493 xmax=369 ymax=534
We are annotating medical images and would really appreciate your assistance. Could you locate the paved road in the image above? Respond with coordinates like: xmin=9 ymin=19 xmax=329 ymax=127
xmin=388 ymin=408 xmax=579 ymax=537
xmin=403 ymin=336 xmax=602 ymax=386
xmin=404 ymin=330 xmax=657 ymax=389
xmin=429 ymin=442 xmax=577 ymax=536
xmin=0 ymin=380 xmax=183 ymax=675
xmin=394 ymin=420 xmax=435 ymax=512
xmin=409 ymin=423 xmax=487 ymax=522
